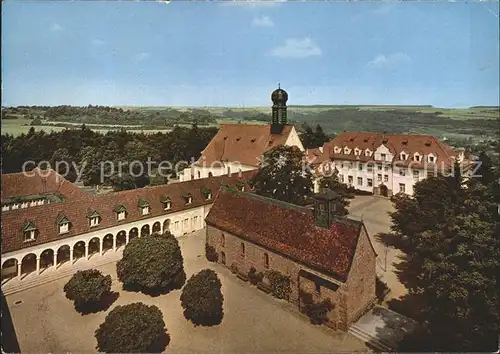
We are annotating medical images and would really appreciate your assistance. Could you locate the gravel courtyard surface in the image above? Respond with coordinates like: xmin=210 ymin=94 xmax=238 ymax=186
xmin=7 ymin=229 xmax=368 ymax=353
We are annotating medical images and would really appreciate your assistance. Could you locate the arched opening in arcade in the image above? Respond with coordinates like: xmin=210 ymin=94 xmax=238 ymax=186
xmin=103 ymin=234 xmax=114 ymax=254
xmin=152 ymin=222 xmax=161 ymax=235
xmin=73 ymin=241 xmax=86 ymax=261
xmin=39 ymin=249 xmax=55 ymax=274
xmin=141 ymin=224 xmax=150 ymax=237
xmin=21 ymin=253 xmax=37 ymax=278
xmin=129 ymin=228 xmax=138 ymax=242
xmin=57 ymin=245 xmax=71 ymax=266
xmin=1 ymin=259 xmax=18 ymax=282
xmin=162 ymin=219 xmax=171 ymax=234
xmin=379 ymin=184 xmax=389 ymax=198
xmin=116 ymin=231 xmax=127 ymax=248
xmin=88 ymin=237 xmax=100 ymax=257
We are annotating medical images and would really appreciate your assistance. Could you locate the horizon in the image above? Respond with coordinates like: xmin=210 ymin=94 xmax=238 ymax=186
xmin=2 ymin=1 xmax=499 ymax=108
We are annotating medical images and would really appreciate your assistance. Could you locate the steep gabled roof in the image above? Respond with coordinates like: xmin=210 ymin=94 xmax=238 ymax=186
xmin=205 ymin=187 xmax=364 ymax=282
xmin=196 ymin=124 xmax=295 ymax=167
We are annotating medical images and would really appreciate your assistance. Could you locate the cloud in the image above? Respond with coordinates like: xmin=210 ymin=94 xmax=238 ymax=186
xmin=221 ymin=0 xmax=286 ymax=8
xmin=91 ymin=38 xmax=106 ymax=46
xmin=50 ymin=23 xmax=63 ymax=32
xmin=270 ymin=38 xmax=322 ymax=58
xmin=135 ymin=52 xmax=151 ymax=61
xmin=367 ymin=52 xmax=410 ymax=67
xmin=252 ymin=15 xmax=274 ymax=27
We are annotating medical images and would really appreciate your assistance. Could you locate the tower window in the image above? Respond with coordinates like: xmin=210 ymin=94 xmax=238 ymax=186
xmin=240 ymin=242 xmax=245 ymax=257
xmin=264 ymin=253 xmax=269 ymax=269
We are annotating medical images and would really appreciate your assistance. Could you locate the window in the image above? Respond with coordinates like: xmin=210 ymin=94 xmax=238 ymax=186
xmin=141 ymin=206 xmax=150 ymax=216
xmin=384 ymin=165 xmax=389 ymax=171
xmin=264 ymin=253 xmax=269 ymax=269
xmin=367 ymin=164 xmax=373 ymax=172
xmin=175 ymin=221 xmax=179 ymax=230
xmin=358 ymin=163 xmax=363 ymax=171
xmin=208 ymin=172 xmax=213 ymax=178
xmin=24 ymin=230 xmax=36 ymax=242
xmin=381 ymin=153 xmax=386 ymax=161
xmin=401 ymin=153 xmax=407 ymax=160
xmin=357 ymin=177 xmax=363 ymax=186
xmin=164 ymin=201 xmax=171 ymax=210
xmin=399 ymin=183 xmax=406 ymax=193
xmin=117 ymin=211 xmax=126 ymax=221
xmin=21 ymin=202 xmax=29 ymax=209
xmin=12 ymin=204 xmax=19 ymax=210
xmin=399 ymin=168 xmax=406 ymax=176
xmin=377 ymin=174 xmax=382 ymax=182
xmin=341 ymin=163 xmax=345 ymax=169
xmin=384 ymin=175 xmax=389 ymax=182
xmin=221 ymin=233 xmax=225 ymax=247
xmin=240 ymin=242 xmax=245 ymax=257
xmin=59 ymin=222 xmax=69 ymax=234
xmin=428 ymin=155 xmax=435 ymax=163
xmin=377 ymin=164 xmax=382 ymax=171
xmin=90 ymin=217 xmax=99 ymax=227
xmin=2 ymin=205 xmax=9 ymax=212
xmin=367 ymin=178 xmax=373 ymax=187
xmin=315 ymin=282 xmax=321 ymax=295
xmin=413 ymin=170 xmax=420 ymax=180
xmin=414 ymin=154 xmax=421 ymax=162
xmin=184 ymin=218 xmax=188 ymax=229
xmin=197 ymin=171 xmax=201 ymax=179
xmin=221 ymin=251 xmax=226 ymax=265
xmin=348 ymin=175 xmax=353 ymax=184
xmin=339 ymin=174 xmax=344 ymax=183
xmin=186 ymin=196 xmax=192 ymax=204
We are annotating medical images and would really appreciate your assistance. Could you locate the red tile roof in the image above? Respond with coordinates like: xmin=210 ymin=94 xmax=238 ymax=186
xmin=1 ymin=171 xmax=256 ymax=254
xmin=205 ymin=188 xmax=364 ymax=282
xmin=196 ymin=124 xmax=294 ymax=167
xmin=1 ymin=168 xmax=88 ymax=203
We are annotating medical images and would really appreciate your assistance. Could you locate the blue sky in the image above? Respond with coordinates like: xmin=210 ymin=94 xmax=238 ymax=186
xmin=2 ymin=1 xmax=499 ymax=108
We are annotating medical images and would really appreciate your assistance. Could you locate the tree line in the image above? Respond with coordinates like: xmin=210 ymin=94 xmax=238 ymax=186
xmin=1 ymin=125 xmax=217 ymax=190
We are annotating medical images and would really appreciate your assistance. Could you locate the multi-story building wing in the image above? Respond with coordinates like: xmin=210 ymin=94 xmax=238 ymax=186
xmin=308 ymin=132 xmax=465 ymax=196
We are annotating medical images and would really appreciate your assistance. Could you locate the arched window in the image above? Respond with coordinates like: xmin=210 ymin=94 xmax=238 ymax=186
xmin=240 ymin=242 xmax=245 ymax=257
xmin=208 ymin=172 xmax=213 ymax=178
xmin=264 ymin=253 xmax=269 ymax=269
xmin=221 ymin=233 xmax=225 ymax=247
xmin=197 ymin=171 xmax=201 ymax=179
xmin=221 ymin=251 xmax=226 ymax=265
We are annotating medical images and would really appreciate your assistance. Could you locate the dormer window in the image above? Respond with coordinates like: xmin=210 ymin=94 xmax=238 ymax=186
xmin=56 ymin=214 xmax=70 ymax=234
xmin=21 ymin=202 xmax=29 ymax=209
xmin=354 ymin=148 xmax=361 ymax=156
xmin=183 ymin=193 xmax=193 ymax=205
xmin=113 ymin=205 xmax=127 ymax=221
xmin=138 ymin=198 xmax=150 ymax=216
xmin=200 ymin=188 xmax=212 ymax=201
xmin=12 ymin=203 xmax=19 ymax=210
xmin=413 ymin=153 xmax=421 ymax=162
xmin=428 ymin=154 xmax=435 ymax=163
xmin=400 ymin=152 xmax=407 ymax=160
xmin=365 ymin=149 xmax=371 ymax=156
xmin=380 ymin=153 xmax=386 ymax=161
xmin=87 ymin=210 xmax=101 ymax=227
xmin=343 ymin=147 xmax=350 ymax=154
xmin=22 ymin=221 xmax=37 ymax=242
xmin=161 ymin=196 xmax=172 ymax=210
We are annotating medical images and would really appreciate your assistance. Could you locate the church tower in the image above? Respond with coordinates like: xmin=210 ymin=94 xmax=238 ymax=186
xmin=271 ymin=84 xmax=288 ymax=134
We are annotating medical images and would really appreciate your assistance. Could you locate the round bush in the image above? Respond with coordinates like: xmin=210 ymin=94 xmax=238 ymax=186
xmin=180 ymin=269 xmax=224 ymax=326
xmin=117 ymin=232 xmax=184 ymax=291
xmin=63 ymin=269 xmax=112 ymax=309
xmin=95 ymin=302 xmax=168 ymax=353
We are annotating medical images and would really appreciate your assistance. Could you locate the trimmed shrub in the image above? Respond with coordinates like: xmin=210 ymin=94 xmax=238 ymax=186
xmin=63 ymin=269 xmax=112 ymax=312
xmin=266 ymin=270 xmax=291 ymax=300
xmin=117 ymin=231 xmax=185 ymax=293
xmin=299 ymin=290 xmax=334 ymax=325
xmin=205 ymin=243 xmax=219 ymax=263
xmin=230 ymin=263 xmax=239 ymax=274
xmin=180 ymin=269 xmax=224 ymax=326
xmin=248 ymin=267 xmax=264 ymax=285
xmin=95 ymin=302 xmax=169 ymax=353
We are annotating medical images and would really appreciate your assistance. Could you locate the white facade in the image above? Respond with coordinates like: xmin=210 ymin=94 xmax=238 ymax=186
xmin=1 ymin=203 xmax=213 ymax=280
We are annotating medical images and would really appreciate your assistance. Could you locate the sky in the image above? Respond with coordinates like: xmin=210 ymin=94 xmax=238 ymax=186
xmin=2 ymin=0 xmax=499 ymax=108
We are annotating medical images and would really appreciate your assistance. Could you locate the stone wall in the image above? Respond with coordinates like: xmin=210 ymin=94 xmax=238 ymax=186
xmin=346 ymin=225 xmax=377 ymax=323
xmin=206 ymin=225 xmax=373 ymax=330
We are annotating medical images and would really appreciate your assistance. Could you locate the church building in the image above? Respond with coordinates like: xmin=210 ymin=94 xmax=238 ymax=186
xmin=205 ymin=186 xmax=377 ymax=331
xmin=179 ymin=87 xmax=304 ymax=182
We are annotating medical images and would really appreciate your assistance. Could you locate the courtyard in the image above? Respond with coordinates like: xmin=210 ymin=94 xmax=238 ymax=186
xmin=6 ymin=228 xmax=368 ymax=353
